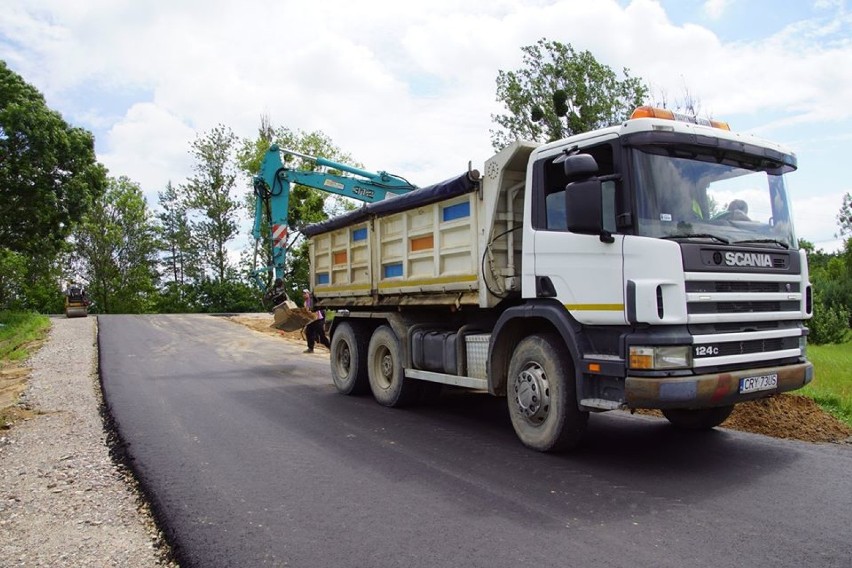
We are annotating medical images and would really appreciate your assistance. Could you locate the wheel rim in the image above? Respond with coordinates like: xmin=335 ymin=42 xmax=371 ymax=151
xmin=374 ymin=345 xmax=393 ymax=389
xmin=511 ymin=362 xmax=551 ymax=426
xmin=334 ymin=342 xmax=351 ymax=378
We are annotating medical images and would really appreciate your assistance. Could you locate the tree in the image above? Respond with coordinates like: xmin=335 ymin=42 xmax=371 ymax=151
xmin=154 ymin=181 xmax=200 ymax=312
xmin=838 ymin=192 xmax=852 ymax=238
xmin=490 ymin=39 xmax=648 ymax=150
xmin=237 ymin=117 xmax=360 ymax=300
xmin=183 ymin=124 xmax=242 ymax=282
xmin=0 ymin=61 xmax=107 ymax=255
xmin=74 ymin=176 xmax=158 ymax=313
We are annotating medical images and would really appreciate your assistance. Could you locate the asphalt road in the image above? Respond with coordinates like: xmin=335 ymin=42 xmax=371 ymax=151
xmin=99 ymin=314 xmax=852 ymax=568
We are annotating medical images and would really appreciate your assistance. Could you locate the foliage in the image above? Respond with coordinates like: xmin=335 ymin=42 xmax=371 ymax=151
xmin=0 ymin=61 xmax=107 ymax=255
xmin=155 ymin=181 xmax=200 ymax=310
xmin=0 ymin=248 xmax=27 ymax=310
xmin=194 ymin=276 xmax=263 ymax=313
xmin=0 ymin=310 xmax=50 ymax=362
xmin=808 ymin=294 xmax=850 ymax=345
xmin=184 ymin=124 xmax=242 ymax=282
xmin=0 ymin=247 xmax=67 ymax=314
xmin=236 ymin=117 xmax=361 ymax=295
xmin=73 ymin=176 xmax=159 ymax=313
xmin=491 ymin=38 xmax=648 ymax=149
xmin=837 ymin=191 xmax=852 ymax=237
xmin=803 ymin=237 xmax=852 ymax=339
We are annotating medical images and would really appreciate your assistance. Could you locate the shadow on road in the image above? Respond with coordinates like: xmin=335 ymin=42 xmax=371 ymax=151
xmin=228 ymin=381 xmax=802 ymax=527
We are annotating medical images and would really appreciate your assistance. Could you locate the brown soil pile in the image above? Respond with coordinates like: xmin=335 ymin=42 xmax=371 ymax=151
xmin=229 ymin=314 xmax=307 ymax=343
xmin=231 ymin=315 xmax=851 ymax=444
xmin=726 ymin=395 xmax=851 ymax=442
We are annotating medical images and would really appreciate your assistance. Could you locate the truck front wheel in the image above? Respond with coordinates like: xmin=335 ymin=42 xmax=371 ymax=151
xmin=330 ymin=321 xmax=370 ymax=395
xmin=367 ymin=326 xmax=420 ymax=407
xmin=507 ymin=333 xmax=588 ymax=452
xmin=662 ymin=405 xmax=734 ymax=430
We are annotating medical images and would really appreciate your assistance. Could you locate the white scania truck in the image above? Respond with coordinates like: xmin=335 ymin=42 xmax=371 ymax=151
xmin=301 ymin=106 xmax=814 ymax=452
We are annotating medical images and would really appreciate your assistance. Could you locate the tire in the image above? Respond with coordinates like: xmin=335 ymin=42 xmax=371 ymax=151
xmin=330 ymin=321 xmax=370 ymax=395
xmin=662 ymin=405 xmax=734 ymax=430
xmin=507 ymin=333 xmax=588 ymax=452
xmin=367 ymin=326 xmax=421 ymax=407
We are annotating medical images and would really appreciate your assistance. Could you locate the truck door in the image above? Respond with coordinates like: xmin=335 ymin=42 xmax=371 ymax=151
xmin=529 ymin=142 xmax=626 ymax=325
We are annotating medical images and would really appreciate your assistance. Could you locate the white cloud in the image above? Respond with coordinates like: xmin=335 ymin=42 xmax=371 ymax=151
xmin=2 ymin=0 xmax=851 ymax=247
xmin=98 ymin=103 xmax=196 ymax=202
xmin=703 ymin=0 xmax=731 ymax=20
xmin=791 ymin=191 xmax=847 ymax=247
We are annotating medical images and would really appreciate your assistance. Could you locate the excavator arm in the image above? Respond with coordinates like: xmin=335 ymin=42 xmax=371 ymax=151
xmin=251 ymin=144 xmax=416 ymax=318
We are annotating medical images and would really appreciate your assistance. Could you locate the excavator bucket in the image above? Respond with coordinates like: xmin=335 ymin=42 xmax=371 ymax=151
xmin=271 ymin=300 xmax=316 ymax=332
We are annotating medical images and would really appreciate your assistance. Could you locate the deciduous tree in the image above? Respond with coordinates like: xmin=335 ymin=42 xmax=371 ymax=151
xmin=184 ymin=124 xmax=241 ymax=282
xmin=74 ymin=176 xmax=158 ymax=313
xmin=0 ymin=61 xmax=106 ymax=255
xmin=490 ymin=39 xmax=647 ymax=150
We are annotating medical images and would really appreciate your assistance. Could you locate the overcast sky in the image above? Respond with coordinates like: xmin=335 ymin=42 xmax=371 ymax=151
xmin=2 ymin=0 xmax=850 ymax=251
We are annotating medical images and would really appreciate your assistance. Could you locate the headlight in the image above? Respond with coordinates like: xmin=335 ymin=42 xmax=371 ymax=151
xmin=629 ymin=345 xmax=691 ymax=370
xmin=799 ymin=335 xmax=807 ymax=358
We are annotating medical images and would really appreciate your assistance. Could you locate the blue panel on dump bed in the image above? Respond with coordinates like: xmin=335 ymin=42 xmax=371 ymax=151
xmin=442 ymin=201 xmax=470 ymax=222
xmin=302 ymin=172 xmax=478 ymax=237
xmin=383 ymin=263 xmax=403 ymax=278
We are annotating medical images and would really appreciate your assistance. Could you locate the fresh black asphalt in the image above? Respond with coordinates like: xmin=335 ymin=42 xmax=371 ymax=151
xmin=99 ymin=314 xmax=852 ymax=568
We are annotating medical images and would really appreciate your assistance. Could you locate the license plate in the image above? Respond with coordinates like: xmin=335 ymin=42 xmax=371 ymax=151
xmin=739 ymin=373 xmax=778 ymax=394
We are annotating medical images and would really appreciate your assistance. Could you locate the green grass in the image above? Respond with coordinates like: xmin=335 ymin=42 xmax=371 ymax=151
xmin=802 ymin=340 xmax=852 ymax=427
xmin=0 ymin=311 xmax=51 ymax=363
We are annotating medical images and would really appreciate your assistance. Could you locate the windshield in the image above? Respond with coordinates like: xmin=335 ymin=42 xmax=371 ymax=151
xmin=631 ymin=147 xmax=796 ymax=248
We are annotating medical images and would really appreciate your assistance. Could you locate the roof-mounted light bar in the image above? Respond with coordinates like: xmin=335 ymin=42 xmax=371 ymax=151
xmin=630 ymin=106 xmax=730 ymax=131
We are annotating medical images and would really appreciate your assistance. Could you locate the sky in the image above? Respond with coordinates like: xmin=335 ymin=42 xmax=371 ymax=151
xmin=1 ymin=0 xmax=850 ymax=252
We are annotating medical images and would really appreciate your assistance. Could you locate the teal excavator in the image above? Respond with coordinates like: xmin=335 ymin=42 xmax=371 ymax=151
xmin=251 ymin=145 xmax=416 ymax=329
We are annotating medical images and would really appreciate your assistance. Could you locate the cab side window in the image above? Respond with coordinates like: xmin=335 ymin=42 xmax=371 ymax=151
xmin=539 ymin=143 xmax=615 ymax=232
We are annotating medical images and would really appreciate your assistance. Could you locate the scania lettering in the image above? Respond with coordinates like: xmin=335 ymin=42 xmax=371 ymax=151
xmin=725 ymin=252 xmax=773 ymax=267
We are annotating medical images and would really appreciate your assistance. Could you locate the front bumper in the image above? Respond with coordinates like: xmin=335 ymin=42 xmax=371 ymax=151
xmin=625 ymin=362 xmax=813 ymax=409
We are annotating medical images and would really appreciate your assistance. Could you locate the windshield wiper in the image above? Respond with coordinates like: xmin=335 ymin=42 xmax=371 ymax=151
xmin=734 ymin=238 xmax=790 ymax=249
xmin=662 ymin=233 xmax=730 ymax=244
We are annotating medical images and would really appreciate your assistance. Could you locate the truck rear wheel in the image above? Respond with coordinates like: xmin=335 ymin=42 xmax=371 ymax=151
xmin=367 ymin=326 xmax=420 ymax=407
xmin=330 ymin=321 xmax=369 ymax=395
xmin=507 ymin=333 xmax=588 ymax=452
xmin=662 ymin=405 xmax=734 ymax=430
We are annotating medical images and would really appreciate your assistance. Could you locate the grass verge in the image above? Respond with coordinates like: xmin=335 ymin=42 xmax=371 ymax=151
xmin=1 ymin=311 xmax=51 ymax=426
xmin=0 ymin=311 xmax=51 ymax=362
xmin=802 ymin=340 xmax=852 ymax=427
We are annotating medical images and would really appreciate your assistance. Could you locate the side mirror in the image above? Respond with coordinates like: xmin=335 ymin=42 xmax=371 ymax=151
xmin=565 ymin=179 xmax=603 ymax=234
xmin=565 ymin=179 xmax=616 ymax=243
xmin=561 ymin=154 xmax=599 ymax=181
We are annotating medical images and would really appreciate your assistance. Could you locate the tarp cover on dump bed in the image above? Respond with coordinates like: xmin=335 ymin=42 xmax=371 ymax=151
xmin=302 ymin=172 xmax=478 ymax=237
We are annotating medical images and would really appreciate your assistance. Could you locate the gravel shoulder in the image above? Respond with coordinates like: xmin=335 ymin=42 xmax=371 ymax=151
xmin=0 ymin=316 xmax=174 ymax=568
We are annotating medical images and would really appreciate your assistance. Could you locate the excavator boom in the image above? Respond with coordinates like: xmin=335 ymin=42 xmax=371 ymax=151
xmin=252 ymin=145 xmax=416 ymax=330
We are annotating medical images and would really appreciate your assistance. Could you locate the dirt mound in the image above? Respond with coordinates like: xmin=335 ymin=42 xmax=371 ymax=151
xmin=226 ymin=315 xmax=851 ymax=444
xmin=229 ymin=314 xmax=307 ymax=343
xmin=726 ymin=395 xmax=851 ymax=442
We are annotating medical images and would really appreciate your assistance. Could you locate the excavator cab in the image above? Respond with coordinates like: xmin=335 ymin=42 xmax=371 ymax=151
xmin=64 ymin=285 xmax=89 ymax=318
